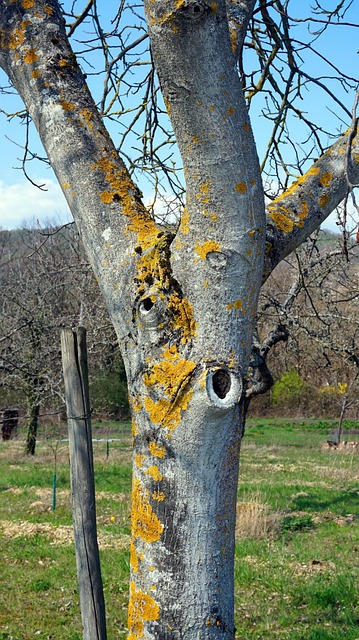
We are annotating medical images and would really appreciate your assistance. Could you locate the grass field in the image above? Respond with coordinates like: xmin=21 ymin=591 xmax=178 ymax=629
xmin=0 ymin=419 xmax=358 ymax=639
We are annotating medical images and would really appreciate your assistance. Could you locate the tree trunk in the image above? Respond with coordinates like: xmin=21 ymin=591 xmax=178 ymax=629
xmin=0 ymin=1 xmax=358 ymax=637
xmin=25 ymin=389 xmax=40 ymax=456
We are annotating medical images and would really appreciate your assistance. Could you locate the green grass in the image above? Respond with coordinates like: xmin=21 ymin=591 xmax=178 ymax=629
xmin=0 ymin=419 xmax=358 ymax=638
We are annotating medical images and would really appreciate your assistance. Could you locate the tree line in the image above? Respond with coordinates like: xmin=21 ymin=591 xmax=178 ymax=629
xmin=1 ymin=222 xmax=358 ymax=453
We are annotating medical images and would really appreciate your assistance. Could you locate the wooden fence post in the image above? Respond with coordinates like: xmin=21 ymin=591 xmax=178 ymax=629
xmin=61 ymin=327 xmax=107 ymax=640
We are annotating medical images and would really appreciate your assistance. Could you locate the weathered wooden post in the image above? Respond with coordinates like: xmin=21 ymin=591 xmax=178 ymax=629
xmin=61 ymin=327 xmax=107 ymax=640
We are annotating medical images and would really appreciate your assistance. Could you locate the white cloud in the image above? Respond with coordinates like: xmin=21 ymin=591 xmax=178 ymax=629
xmin=0 ymin=178 xmax=72 ymax=230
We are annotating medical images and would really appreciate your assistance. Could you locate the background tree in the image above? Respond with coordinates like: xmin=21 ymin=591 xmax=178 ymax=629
xmin=0 ymin=223 xmax=129 ymax=452
xmin=0 ymin=1 xmax=358 ymax=637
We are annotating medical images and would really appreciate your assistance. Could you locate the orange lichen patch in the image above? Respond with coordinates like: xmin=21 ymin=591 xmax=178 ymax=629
xmin=132 ymin=395 xmax=142 ymax=413
xmin=192 ymin=136 xmax=200 ymax=144
xmin=168 ymin=293 xmax=197 ymax=344
xmin=132 ymin=419 xmax=138 ymax=438
xmin=251 ymin=179 xmax=256 ymax=186
xmin=62 ymin=182 xmax=71 ymax=189
xmin=22 ymin=0 xmax=34 ymax=7
xmin=210 ymin=1 xmax=217 ymax=10
xmin=131 ymin=478 xmax=163 ymax=543
xmin=145 ymin=465 xmax=163 ymax=482
xmin=128 ymin=581 xmax=160 ymax=640
xmin=194 ymin=239 xmax=220 ymax=259
xmin=320 ymin=171 xmax=332 ymax=187
xmin=227 ymin=107 xmax=234 ymax=116
xmin=58 ymin=58 xmax=68 ymax=67
xmin=9 ymin=27 xmax=26 ymax=49
xmin=226 ymin=299 xmax=242 ymax=311
xmin=31 ymin=69 xmax=40 ymax=78
xmin=268 ymin=199 xmax=309 ymax=233
xmin=152 ymin=491 xmax=165 ymax=502
xmin=79 ymin=108 xmax=94 ymax=130
xmin=209 ymin=105 xmax=215 ymax=112
xmin=149 ymin=441 xmax=166 ymax=458
xmin=130 ymin=539 xmax=139 ymax=574
xmin=135 ymin=454 xmax=145 ymax=469
xmin=100 ymin=191 xmax=114 ymax=204
xmin=268 ymin=210 xmax=294 ymax=233
xmin=144 ymin=391 xmax=193 ymax=432
xmin=43 ymin=5 xmax=54 ymax=14
xmin=273 ymin=167 xmax=320 ymax=203
xmin=244 ymin=123 xmax=250 ymax=132
xmin=319 ymin=193 xmax=330 ymax=208
xmin=24 ymin=48 xmax=38 ymax=64
xmin=199 ymin=180 xmax=211 ymax=195
xmin=143 ymin=349 xmax=196 ymax=430
xmin=95 ymin=153 xmax=157 ymax=250
xmin=179 ymin=207 xmax=189 ymax=234
xmin=144 ymin=357 xmax=196 ymax=398
xmin=235 ymin=182 xmax=247 ymax=194
xmin=60 ymin=100 xmax=76 ymax=111
xmin=163 ymin=345 xmax=179 ymax=361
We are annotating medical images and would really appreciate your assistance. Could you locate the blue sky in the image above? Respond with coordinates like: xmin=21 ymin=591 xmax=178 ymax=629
xmin=0 ymin=1 xmax=358 ymax=233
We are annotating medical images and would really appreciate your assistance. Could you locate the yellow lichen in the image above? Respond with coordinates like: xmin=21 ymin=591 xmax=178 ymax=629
xmin=235 ymin=182 xmax=247 ymax=194
xmin=144 ymin=357 xmax=196 ymax=398
xmin=228 ymin=107 xmax=234 ymax=116
xmin=194 ymin=239 xmax=220 ymax=259
xmin=128 ymin=581 xmax=160 ymax=640
xmin=130 ymin=539 xmax=139 ymax=574
xmin=95 ymin=153 xmax=158 ymax=250
xmin=146 ymin=465 xmax=163 ymax=482
xmin=268 ymin=199 xmax=309 ymax=233
xmin=168 ymin=292 xmax=197 ymax=344
xmin=269 ymin=210 xmax=294 ymax=233
xmin=9 ymin=27 xmax=26 ymax=49
xmin=60 ymin=100 xmax=75 ymax=111
xmin=24 ymin=48 xmax=37 ymax=64
xmin=319 ymin=193 xmax=330 ymax=208
xmin=149 ymin=441 xmax=166 ymax=458
xmin=22 ymin=0 xmax=34 ymax=6
xmin=135 ymin=454 xmax=145 ymax=469
xmin=100 ymin=191 xmax=114 ymax=204
xmin=152 ymin=491 xmax=165 ymax=502
xmin=131 ymin=478 xmax=163 ymax=543
xmin=31 ymin=69 xmax=40 ymax=78
xmin=79 ymin=107 xmax=94 ymax=130
xmin=320 ymin=171 xmax=332 ymax=187
xmin=273 ymin=167 xmax=320 ymax=204
xmin=132 ymin=419 xmax=138 ymax=438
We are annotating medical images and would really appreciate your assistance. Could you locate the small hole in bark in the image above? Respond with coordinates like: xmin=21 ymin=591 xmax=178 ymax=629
xmin=212 ymin=369 xmax=231 ymax=399
xmin=141 ymin=297 xmax=154 ymax=312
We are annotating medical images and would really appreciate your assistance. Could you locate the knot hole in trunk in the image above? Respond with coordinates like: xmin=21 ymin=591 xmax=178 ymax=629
xmin=212 ymin=369 xmax=231 ymax=399
xmin=206 ymin=366 xmax=243 ymax=409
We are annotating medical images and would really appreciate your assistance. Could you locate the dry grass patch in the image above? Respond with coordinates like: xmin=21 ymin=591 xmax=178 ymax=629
xmin=0 ymin=518 xmax=130 ymax=549
xmin=236 ymin=491 xmax=280 ymax=539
